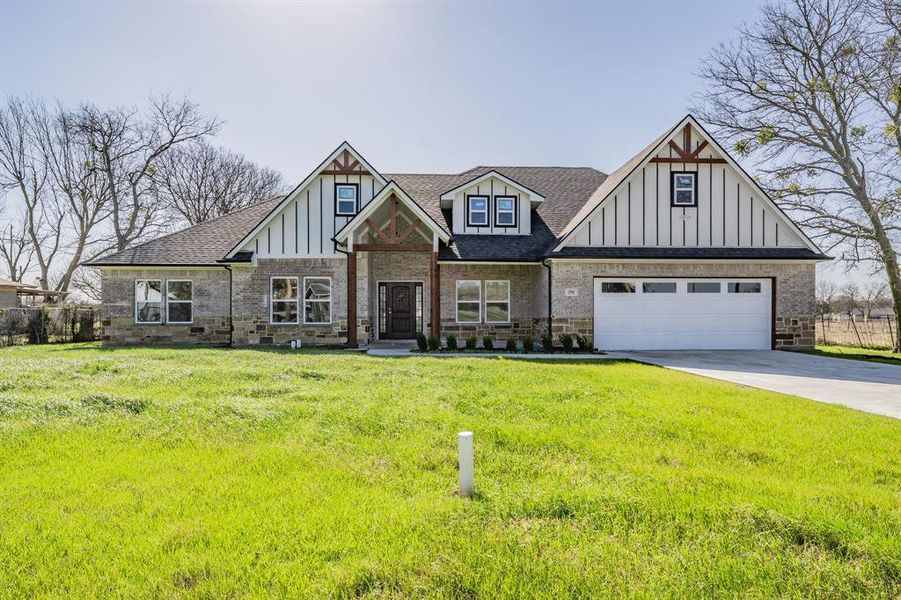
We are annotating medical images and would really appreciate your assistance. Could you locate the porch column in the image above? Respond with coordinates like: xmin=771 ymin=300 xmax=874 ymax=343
xmin=347 ymin=250 xmax=357 ymax=347
xmin=430 ymin=250 xmax=440 ymax=338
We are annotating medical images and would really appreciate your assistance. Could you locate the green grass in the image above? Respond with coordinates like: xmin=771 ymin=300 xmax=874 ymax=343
xmin=811 ymin=344 xmax=901 ymax=366
xmin=0 ymin=344 xmax=899 ymax=598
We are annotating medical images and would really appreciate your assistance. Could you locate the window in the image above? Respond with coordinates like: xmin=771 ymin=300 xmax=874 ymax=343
xmin=728 ymin=282 xmax=762 ymax=294
xmin=456 ymin=280 xmax=481 ymax=323
xmin=688 ymin=281 xmax=721 ymax=293
xmin=601 ymin=282 xmax=636 ymax=293
xmin=271 ymin=277 xmax=299 ymax=324
xmin=671 ymin=172 xmax=697 ymax=206
xmin=303 ymin=277 xmax=332 ymax=324
xmin=135 ymin=280 xmax=162 ymax=323
xmin=494 ymin=195 xmax=517 ymax=227
xmin=485 ymin=280 xmax=510 ymax=323
xmin=335 ymin=183 xmax=359 ymax=216
xmin=466 ymin=195 xmax=489 ymax=227
xmin=166 ymin=280 xmax=193 ymax=323
xmin=643 ymin=282 xmax=676 ymax=294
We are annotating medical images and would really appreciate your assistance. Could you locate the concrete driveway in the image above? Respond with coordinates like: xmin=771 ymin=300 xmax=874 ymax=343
xmin=615 ymin=350 xmax=901 ymax=419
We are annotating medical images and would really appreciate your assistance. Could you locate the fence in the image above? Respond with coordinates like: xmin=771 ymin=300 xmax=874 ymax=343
xmin=0 ymin=305 xmax=99 ymax=348
xmin=816 ymin=315 xmax=896 ymax=349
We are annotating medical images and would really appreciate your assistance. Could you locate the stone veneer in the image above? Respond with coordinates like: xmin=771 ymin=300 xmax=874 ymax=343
xmin=548 ymin=260 xmax=816 ymax=350
xmin=99 ymin=267 xmax=231 ymax=345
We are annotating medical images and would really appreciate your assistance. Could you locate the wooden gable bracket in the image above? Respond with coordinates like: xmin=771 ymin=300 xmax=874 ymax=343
xmin=363 ymin=196 xmax=421 ymax=245
xmin=650 ymin=124 xmax=726 ymax=164
xmin=322 ymin=149 xmax=373 ymax=176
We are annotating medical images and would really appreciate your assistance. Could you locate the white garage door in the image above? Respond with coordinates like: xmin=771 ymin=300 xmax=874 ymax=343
xmin=593 ymin=278 xmax=771 ymax=350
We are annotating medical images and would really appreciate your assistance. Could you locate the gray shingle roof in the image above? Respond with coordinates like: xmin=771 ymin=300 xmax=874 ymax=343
xmin=85 ymin=197 xmax=284 ymax=266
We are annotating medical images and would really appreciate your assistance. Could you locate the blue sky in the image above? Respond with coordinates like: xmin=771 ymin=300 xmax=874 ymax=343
xmin=0 ymin=0 xmax=865 ymax=284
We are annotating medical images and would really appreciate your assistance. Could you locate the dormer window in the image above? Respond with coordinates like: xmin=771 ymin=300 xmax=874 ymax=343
xmin=466 ymin=195 xmax=489 ymax=227
xmin=335 ymin=183 xmax=359 ymax=216
xmin=494 ymin=195 xmax=517 ymax=227
xmin=671 ymin=172 xmax=697 ymax=207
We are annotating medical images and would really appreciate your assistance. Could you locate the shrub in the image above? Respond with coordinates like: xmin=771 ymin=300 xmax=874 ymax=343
xmin=523 ymin=336 xmax=534 ymax=353
xmin=73 ymin=309 xmax=97 ymax=342
xmin=541 ymin=333 xmax=554 ymax=353
xmin=446 ymin=334 xmax=458 ymax=351
xmin=427 ymin=333 xmax=439 ymax=352
xmin=482 ymin=336 xmax=494 ymax=351
xmin=505 ymin=338 xmax=517 ymax=352
xmin=576 ymin=334 xmax=591 ymax=352
xmin=559 ymin=333 xmax=574 ymax=353
xmin=416 ymin=332 xmax=428 ymax=352
xmin=465 ymin=336 xmax=477 ymax=351
xmin=0 ymin=309 xmax=27 ymax=347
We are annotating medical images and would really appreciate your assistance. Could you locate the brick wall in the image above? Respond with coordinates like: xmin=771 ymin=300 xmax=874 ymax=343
xmin=438 ymin=263 xmax=546 ymax=340
xmin=99 ymin=267 xmax=231 ymax=345
xmin=548 ymin=260 xmax=816 ymax=350
xmin=231 ymin=258 xmax=348 ymax=346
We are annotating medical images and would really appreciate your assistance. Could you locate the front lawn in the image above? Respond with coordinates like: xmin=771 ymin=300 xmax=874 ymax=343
xmin=0 ymin=344 xmax=898 ymax=597
xmin=811 ymin=344 xmax=901 ymax=366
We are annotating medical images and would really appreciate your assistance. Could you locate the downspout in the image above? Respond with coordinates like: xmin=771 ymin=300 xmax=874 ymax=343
xmin=224 ymin=265 xmax=233 ymax=347
xmin=542 ymin=258 xmax=552 ymax=335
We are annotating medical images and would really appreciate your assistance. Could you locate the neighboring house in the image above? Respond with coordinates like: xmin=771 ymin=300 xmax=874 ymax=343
xmin=0 ymin=278 xmax=65 ymax=308
xmin=86 ymin=115 xmax=829 ymax=350
xmin=0 ymin=279 xmax=21 ymax=309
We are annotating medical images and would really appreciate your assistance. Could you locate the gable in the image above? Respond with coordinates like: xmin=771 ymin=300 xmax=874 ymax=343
xmin=555 ymin=116 xmax=820 ymax=253
xmin=226 ymin=142 xmax=387 ymax=259
xmin=439 ymin=171 xmax=543 ymax=236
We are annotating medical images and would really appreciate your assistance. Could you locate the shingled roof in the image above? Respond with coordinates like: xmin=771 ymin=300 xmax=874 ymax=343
xmin=85 ymin=197 xmax=284 ymax=266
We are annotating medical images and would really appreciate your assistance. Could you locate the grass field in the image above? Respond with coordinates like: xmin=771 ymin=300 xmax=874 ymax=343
xmin=811 ymin=344 xmax=901 ymax=366
xmin=0 ymin=344 xmax=899 ymax=597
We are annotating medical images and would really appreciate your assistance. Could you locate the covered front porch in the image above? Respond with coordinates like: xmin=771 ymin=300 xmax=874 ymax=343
xmin=334 ymin=182 xmax=450 ymax=346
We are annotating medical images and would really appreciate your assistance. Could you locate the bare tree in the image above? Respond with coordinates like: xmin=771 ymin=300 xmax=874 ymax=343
xmin=74 ymin=94 xmax=220 ymax=251
xmin=694 ymin=0 xmax=901 ymax=351
xmin=815 ymin=279 xmax=839 ymax=317
xmin=0 ymin=211 xmax=34 ymax=281
xmin=157 ymin=141 xmax=284 ymax=225
xmin=860 ymin=280 xmax=889 ymax=319
xmin=839 ymin=282 xmax=862 ymax=316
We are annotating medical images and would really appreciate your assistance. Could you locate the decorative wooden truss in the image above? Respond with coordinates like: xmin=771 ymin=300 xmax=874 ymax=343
xmin=650 ymin=124 xmax=726 ymax=164
xmin=322 ymin=149 xmax=371 ymax=176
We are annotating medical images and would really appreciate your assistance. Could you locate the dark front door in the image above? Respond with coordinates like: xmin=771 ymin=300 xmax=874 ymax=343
xmin=382 ymin=282 xmax=417 ymax=339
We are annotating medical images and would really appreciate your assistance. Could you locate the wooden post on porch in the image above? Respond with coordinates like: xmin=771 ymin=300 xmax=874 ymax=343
xmin=347 ymin=250 xmax=357 ymax=347
xmin=430 ymin=250 xmax=440 ymax=338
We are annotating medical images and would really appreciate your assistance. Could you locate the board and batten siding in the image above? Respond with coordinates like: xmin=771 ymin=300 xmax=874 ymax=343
xmin=450 ymin=176 xmax=533 ymax=236
xmin=567 ymin=126 xmax=806 ymax=249
xmin=240 ymin=174 xmax=384 ymax=258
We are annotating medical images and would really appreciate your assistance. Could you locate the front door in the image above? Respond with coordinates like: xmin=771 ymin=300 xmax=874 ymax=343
xmin=382 ymin=282 xmax=418 ymax=339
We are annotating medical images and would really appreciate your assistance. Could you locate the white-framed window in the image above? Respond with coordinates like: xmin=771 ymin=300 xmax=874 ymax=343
xmin=485 ymin=280 xmax=511 ymax=323
xmin=335 ymin=183 xmax=359 ymax=216
xmin=270 ymin=276 xmax=299 ymax=324
xmin=135 ymin=279 xmax=162 ymax=324
xmin=671 ymin=172 xmax=697 ymax=206
xmin=303 ymin=277 xmax=332 ymax=324
xmin=494 ymin=195 xmax=517 ymax=227
xmin=456 ymin=280 xmax=481 ymax=323
xmin=642 ymin=282 xmax=676 ymax=294
xmin=166 ymin=280 xmax=193 ymax=323
xmin=466 ymin=195 xmax=489 ymax=227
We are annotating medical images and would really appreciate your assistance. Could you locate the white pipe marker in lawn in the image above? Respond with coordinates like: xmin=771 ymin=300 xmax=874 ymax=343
xmin=458 ymin=431 xmax=474 ymax=498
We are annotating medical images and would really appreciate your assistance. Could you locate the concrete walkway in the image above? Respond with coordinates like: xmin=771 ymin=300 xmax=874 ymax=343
xmin=615 ymin=350 xmax=901 ymax=419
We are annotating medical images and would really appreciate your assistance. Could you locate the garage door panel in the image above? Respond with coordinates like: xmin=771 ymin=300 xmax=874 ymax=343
xmin=593 ymin=278 xmax=771 ymax=350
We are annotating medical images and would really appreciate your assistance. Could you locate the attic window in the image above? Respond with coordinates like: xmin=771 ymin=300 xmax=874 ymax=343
xmin=466 ymin=195 xmax=489 ymax=227
xmin=671 ymin=172 xmax=697 ymax=207
xmin=335 ymin=183 xmax=359 ymax=216
xmin=494 ymin=195 xmax=517 ymax=227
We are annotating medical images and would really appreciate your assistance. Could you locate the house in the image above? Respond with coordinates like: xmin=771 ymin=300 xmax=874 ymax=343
xmin=0 ymin=278 xmax=67 ymax=308
xmin=0 ymin=278 xmax=21 ymax=309
xmin=85 ymin=115 xmax=829 ymax=350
